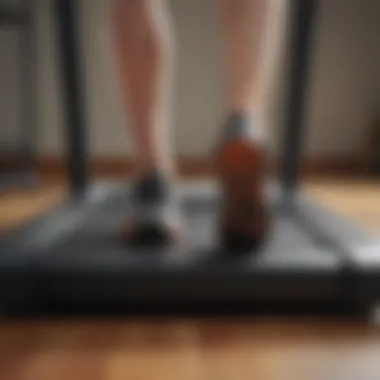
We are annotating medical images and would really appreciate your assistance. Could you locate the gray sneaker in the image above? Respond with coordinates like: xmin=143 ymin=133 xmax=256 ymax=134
xmin=122 ymin=170 xmax=182 ymax=247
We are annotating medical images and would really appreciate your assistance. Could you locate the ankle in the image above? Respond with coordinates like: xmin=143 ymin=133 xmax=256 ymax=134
xmin=223 ymin=110 xmax=265 ymax=143
xmin=134 ymin=158 xmax=175 ymax=181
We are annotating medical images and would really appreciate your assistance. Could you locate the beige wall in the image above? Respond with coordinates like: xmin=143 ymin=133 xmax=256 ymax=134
xmin=306 ymin=0 xmax=380 ymax=157
xmin=1 ymin=0 xmax=379 ymax=158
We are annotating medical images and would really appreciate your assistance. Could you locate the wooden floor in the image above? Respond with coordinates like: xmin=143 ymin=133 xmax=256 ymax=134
xmin=0 ymin=179 xmax=379 ymax=380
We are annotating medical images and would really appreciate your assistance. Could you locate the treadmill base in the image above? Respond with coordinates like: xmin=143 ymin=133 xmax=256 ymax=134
xmin=1 ymin=181 xmax=379 ymax=317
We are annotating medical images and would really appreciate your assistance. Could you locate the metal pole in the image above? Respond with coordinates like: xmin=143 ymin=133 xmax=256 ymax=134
xmin=54 ymin=0 xmax=89 ymax=197
xmin=280 ymin=0 xmax=318 ymax=199
xmin=19 ymin=0 xmax=38 ymax=186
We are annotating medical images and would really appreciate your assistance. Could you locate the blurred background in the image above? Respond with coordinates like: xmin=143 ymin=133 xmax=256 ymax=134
xmin=1 ymin=0 xmax=379 ymax=170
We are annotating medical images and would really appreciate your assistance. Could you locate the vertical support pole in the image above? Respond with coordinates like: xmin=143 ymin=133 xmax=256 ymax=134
xmin=54 ymin=0 xmax=89 ymax=197
xmin=19 ymin=0 xmax=37 ymax=183
xmin=280 ymin=0 xmax=318 ymax=202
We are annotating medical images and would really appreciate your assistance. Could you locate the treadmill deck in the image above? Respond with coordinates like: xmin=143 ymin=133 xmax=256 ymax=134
xmin=1 ymin=182 xmax=379 ymax=309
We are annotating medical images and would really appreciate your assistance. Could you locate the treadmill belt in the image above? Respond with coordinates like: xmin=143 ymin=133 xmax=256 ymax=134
xmin=1 ymin=181 xmax=343 ymax=304
xmin=16 ymin=182 xmax=338 ymax=267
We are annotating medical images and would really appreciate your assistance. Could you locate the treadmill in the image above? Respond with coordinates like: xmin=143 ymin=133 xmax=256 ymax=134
xmin=1 ymin=0 xmax=379 ymax=316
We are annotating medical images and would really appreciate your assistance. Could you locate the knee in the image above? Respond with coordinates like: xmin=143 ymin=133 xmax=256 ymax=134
xmin=221 ymin=0 xmax=259 ymax=22
xmin=112 ymin=0 xmax=162 ymax=47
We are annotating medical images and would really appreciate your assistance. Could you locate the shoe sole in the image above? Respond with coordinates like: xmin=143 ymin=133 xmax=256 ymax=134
xmin=119 ymin=214 xmax=184 ymax=249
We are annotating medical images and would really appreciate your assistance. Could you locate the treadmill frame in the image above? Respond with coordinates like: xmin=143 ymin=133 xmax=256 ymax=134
xmin=54 ymin=0 xmax=317 ymax=201
xmin=1 ymin=0 xmax=379 ymax=317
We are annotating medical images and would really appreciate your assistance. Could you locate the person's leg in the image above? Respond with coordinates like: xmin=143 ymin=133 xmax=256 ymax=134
xmin=217 ymin=0 xmax=271 ymax=251
xmin=111 ymin=0 xmax=180 ymax=245
xmin=220 ymin=0 xmax=269 ymax=132
xmin=111 ymin=0 xmax=174 ymax=177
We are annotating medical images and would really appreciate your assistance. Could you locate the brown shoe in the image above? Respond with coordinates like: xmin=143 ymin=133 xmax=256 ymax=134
xmin=216 ymin=114 xmax=270 ymax=253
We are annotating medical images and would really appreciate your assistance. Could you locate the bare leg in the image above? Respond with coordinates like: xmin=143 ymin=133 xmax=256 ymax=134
xmin=111 ymin=0 xmax=174 ymax=176
xmin=111 ymin=0 xmax=180 ymax=246
xmin=217 ymin=0 xmax=271 ymax=251
xmin=220 ymin=0 xmax=269 ymax=122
